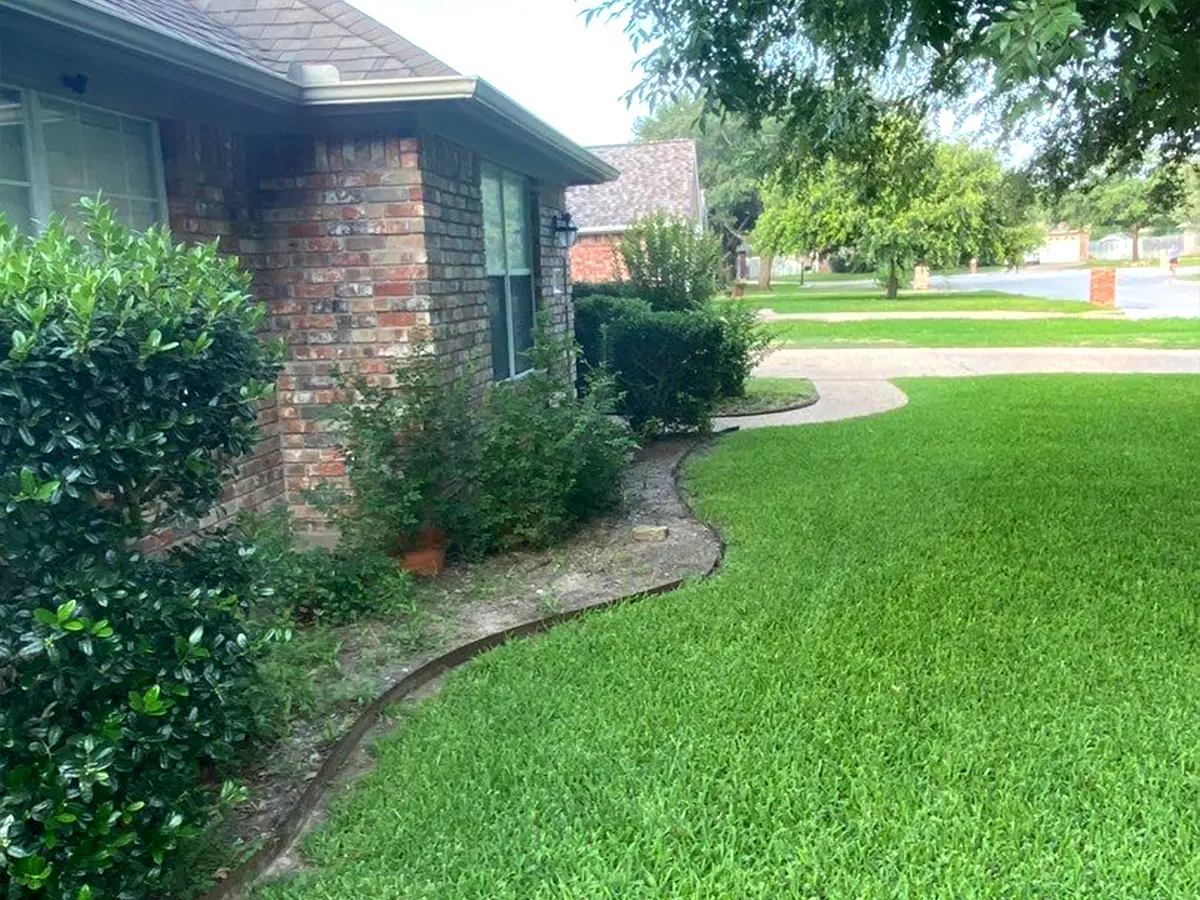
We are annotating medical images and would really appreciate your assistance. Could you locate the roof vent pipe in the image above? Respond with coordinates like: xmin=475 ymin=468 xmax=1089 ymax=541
xmin=288 ymin=63 xmax=341 ymax=86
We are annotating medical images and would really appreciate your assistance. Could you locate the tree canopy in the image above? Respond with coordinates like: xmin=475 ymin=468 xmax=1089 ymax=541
xmin=753 ymin=114 xmax=1043 ymax=295
xmin=589 ymin=0 xmax=1200 ymax=189
xmin=1052 ymin=166 xmax=1194 ymax=258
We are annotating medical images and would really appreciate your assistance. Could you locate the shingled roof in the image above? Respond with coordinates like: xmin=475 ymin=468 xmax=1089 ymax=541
xmin=565 ymin=139 xmax=703 ymax=232
xmin=79 ymin=0 xmax=457 ymax=81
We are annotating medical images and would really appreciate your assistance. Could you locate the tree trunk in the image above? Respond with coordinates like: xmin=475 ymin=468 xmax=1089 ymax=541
xmin=758 ymin=252 xmax=773 ymax=291
xmin=1130 ymin=223 xmax=1140 ymax=262
xmin=799 ymin=256 xmax=805 ymax=286
xmin=886 ymin=257 xmax=899 ymax=299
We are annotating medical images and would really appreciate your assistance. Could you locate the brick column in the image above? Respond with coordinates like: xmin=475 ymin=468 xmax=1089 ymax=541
xmin=1089 ymin=267 xmax=1116 ymax=307
xmin=252 ymin=131 xmax=432 ymax=532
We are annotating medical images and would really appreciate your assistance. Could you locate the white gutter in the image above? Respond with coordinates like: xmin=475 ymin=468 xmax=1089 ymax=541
xmin=301 ymin=75 xmax=618 ymax=184
xmin=0 ymin=0 xmax=301 ymax=104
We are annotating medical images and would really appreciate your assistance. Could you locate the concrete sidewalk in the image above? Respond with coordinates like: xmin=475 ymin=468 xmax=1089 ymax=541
xmin=758 ymin=347 xmax=1200 ymax=380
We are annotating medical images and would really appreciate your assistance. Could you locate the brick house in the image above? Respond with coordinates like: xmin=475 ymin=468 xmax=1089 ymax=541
xmin=0 ymin=0 xmax=616 ymax=535
xmin=564 ymin=138 xmax=703 ymax=282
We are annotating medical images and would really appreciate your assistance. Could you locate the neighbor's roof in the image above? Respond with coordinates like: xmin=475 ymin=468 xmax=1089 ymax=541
xmin=566 ymin=139 xmax=703 ymax=232
xmin=77 ymin=0 xmax=457 ymax=80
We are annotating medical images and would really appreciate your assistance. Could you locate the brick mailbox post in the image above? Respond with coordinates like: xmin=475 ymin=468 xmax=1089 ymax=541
xmin=1089 ymin=267 xmax=1117 ymax=307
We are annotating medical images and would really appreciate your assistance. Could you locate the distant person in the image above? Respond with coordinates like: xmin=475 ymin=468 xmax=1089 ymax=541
xmin=1167 ymin=244 xmax=1180 ymax=276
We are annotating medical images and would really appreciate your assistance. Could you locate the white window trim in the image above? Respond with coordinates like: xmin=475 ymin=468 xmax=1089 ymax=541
xmin=482 ymin=160 xmax=537 ymax=380
xmin=2 ymin=84 xmax=168 ymax=231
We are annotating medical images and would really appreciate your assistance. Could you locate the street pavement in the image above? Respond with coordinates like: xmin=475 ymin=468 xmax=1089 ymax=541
xmin=934 ymin=266 xmax=1200 ymax=317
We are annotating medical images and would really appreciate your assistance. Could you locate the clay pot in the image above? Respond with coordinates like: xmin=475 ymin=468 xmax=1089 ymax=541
xmin=399 ymin=523 xmax=447 ymax=577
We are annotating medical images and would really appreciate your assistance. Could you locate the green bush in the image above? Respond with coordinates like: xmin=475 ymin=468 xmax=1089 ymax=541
xmin=170 ymin=508 xmax=414 ymax=626
xmin=318 ymin=330 xmax=634 ymax=558
xmin=311 ymin=349 xmax=478 ymax=558
xmin=619 ymin=213 xmax=724 ymax=311
xmin=571 ymin=281 xmax=646 ymax=302
xmin=600 ymin=308 xmax=727 ymax=433
xmin=710 ymin=300 xmax=774 ymax=398
xmin=0 ymin=201 xmax=282 ymax=570
xmin=572 ymin=294 xmax=651 ymax=389
xmin=0 ymin=202 xmax=282 ymax=898
xmin=473 ymin=338 xmax=634 ymax=551
xmin=576 ymin=295 xmax=770 ymax=432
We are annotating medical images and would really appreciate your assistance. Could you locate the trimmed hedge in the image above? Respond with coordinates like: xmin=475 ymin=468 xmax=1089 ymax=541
xmin=576 ymin=296 xmax=727 ymax=432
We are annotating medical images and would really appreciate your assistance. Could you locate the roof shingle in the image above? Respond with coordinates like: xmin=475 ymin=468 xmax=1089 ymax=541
xmin=565 ymin=140 xmax=702 ymax=231
xmin=79 ymin=0 xmax=458 ymax=82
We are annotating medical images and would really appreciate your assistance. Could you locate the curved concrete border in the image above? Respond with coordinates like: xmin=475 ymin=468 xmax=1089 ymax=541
xmin=200 ymin=434 xmax=733 ymax=900
xmin=711 ymin=393 xmax=819 ymax=420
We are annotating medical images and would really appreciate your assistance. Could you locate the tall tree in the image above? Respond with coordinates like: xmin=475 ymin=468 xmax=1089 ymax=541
xmin=588 ymin=0 xmax=1200 ymax=189
xmin=754 ymin=119 xmax=1043 ymax=296
xmin=1054 ymin=169 xmax=1184 ymax=260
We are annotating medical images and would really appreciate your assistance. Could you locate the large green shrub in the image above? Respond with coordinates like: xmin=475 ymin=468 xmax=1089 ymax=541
xmin=575 ymin=295 xmax=769 ymax=432
xmin=474 ymin=337 xmax=634 ymax=551
xmin=710 ymin=300 xmax=774 ymax=398
xmin=318 ymin=330 xmax=634 ymax=558
xmin=619 ymin=213 xmax=724 ymax=311
xmin=0 ymin=202 xmax=283 ymax=899
xmin=599 ymin=308 xmax=727 ymax=432
xmin=0 ymin=200 xmax=282 ymax=569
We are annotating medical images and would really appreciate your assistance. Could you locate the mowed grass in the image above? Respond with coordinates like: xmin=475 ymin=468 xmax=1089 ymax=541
xmin=741 ymin=287 xmax=1093 ymax=315
xmin=713 ymin=376 xmax=816 ymax=416
xmin=770 ymin=316 xmax=1200 ymax=347
xmin=259 ymin=376 xmax=1200 ymax=899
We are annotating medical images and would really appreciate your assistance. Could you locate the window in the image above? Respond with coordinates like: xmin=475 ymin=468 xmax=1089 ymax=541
xmin=0 ymin=85 xmax=165 ymax=233
xmin=482 ymin=161 xmax=536 ymax=379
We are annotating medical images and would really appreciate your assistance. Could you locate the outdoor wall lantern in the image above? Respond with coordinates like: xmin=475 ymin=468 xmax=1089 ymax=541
xmin=551 ymin=211 xmax=579 ymax=248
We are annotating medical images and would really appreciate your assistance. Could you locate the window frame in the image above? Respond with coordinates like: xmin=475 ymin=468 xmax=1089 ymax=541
xmin=0 ymin=83 xmax=168 ymax=232
xmin=481 ymin=160 xmax=538 ymax=380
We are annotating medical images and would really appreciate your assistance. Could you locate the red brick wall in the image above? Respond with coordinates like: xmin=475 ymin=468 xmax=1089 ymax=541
xmin=156 ymin=123 xmax=577 ymax=541
xmin=569 ymin=232 xmax=625 ymax=282
xmin=158 ymin=121 xmax=284 ymax=536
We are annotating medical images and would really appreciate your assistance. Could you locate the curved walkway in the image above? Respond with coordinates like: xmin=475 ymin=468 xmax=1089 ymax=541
xmin=718 ymin=346 xmax=1200 ymax=430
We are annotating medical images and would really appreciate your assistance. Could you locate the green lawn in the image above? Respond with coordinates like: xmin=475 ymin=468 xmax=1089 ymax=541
xmin=713 ymin=377 xmax=817 ymax=416
xmin=741 ymin=288 xmax=1094 ymax=315
xmin=770 ymin=316 xmax=1200 ymax=347
xmin=259 ymin=376 xmax=1200 ymax=899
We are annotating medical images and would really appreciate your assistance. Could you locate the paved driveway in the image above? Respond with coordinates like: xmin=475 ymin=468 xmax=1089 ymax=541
xmin=934 ymin=267 xmax=1200 ymax=317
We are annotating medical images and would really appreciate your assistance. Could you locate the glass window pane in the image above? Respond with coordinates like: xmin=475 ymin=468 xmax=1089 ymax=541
xmin=482 ymin=164 xmax=506 ymax=275
xmin=50 ymin=188 xmax=85 ymax=229
xmin=41 ymin=98 xmax=85 ymax=190
xmin=502 ymin=173 xmax=530 ymax=272
xmin=121 ymin=118 xmax=158 ymax=198
xmin=127 ymin=199 xmax=158 ymax=231
xmin=0 ymin=88 xmax=27 ymax=183
xmin=509 ymin=274 xmax=535 ymax=374
xmin=488 ymin=276 xmax=511 ymax=380
xmin=0 ymin=183 xmax=31 ymax=231
xmin=79 ymin=107 xmax=127 ymax=194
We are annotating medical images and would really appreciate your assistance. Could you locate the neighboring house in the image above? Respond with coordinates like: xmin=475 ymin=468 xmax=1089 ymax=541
xmin=0 ymin=0 xmax=615 ymax=537
xmin=564 ymin=138 xmax=703 ymax=282
xmin=1034 ymin=226 xmax=1091 ymax=264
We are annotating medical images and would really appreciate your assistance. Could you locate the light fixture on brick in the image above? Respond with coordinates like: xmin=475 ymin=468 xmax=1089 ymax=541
xmin=551 ymin=211 xmax=580 ymax=248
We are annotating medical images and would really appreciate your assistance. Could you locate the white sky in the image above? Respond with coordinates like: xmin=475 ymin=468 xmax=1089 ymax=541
xmin=348 ymin=0 xmax=650 ymax=147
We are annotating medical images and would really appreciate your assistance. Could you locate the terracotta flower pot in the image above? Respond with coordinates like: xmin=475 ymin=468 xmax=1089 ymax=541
xmin=399 ymin=523 xmax=447 ymax=577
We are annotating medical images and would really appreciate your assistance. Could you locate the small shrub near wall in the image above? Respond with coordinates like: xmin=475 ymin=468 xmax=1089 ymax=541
xmin=0 ymin=202 xmax=283 ymax=899
xmin=619 ymin=213 xmax=724 ymax=311
xmin=316 ymin=329 xmax=636 ymax=561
